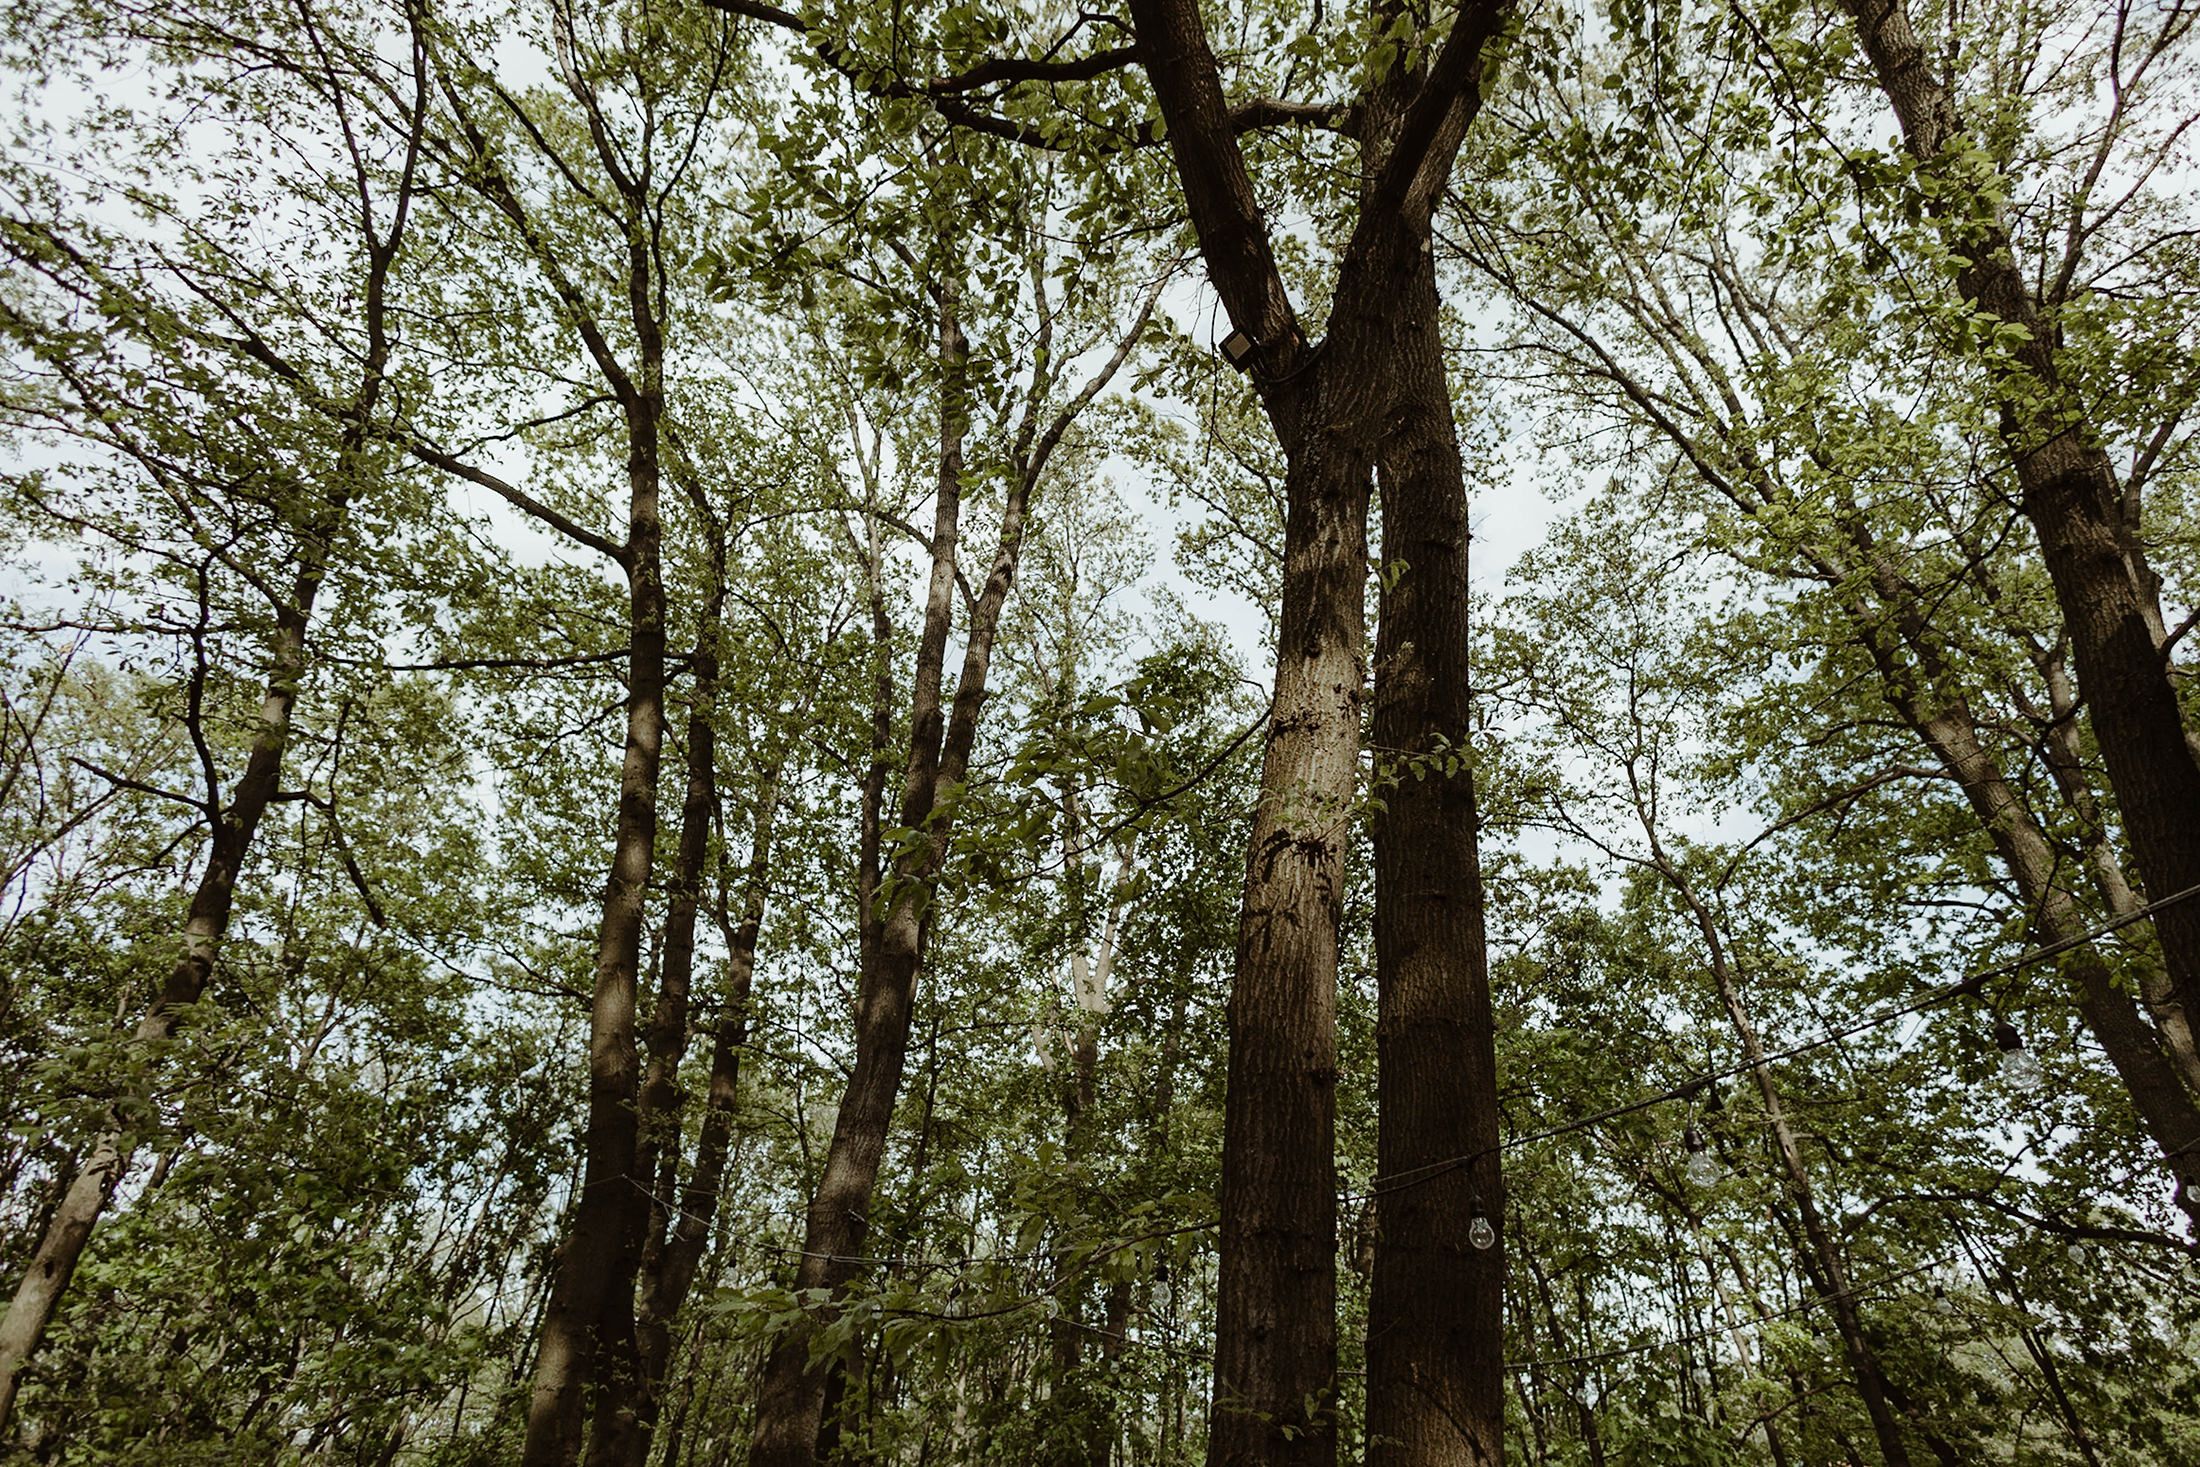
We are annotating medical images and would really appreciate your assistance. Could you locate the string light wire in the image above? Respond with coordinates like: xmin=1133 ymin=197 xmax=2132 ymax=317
xmin=631 ymin=885 xmax=2200 ymax=1314
xmin=1501 ymin=1253 xmax=1959 ymax=1372
xmin=1355 ymin=881 xmax=2200 ymax=1203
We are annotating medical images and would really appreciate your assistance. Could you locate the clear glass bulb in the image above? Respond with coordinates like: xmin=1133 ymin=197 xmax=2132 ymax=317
xmin=2065 ymin=1240 xmax=2088 ymax=1268
xmin=2000 ymin=1044 xmax=2046 ymax=1094
xmin=1468 ymin=1213 xmax=1497 ymax=1251
xmin=1685 ymin=1148 xmax=1723 ymax=1189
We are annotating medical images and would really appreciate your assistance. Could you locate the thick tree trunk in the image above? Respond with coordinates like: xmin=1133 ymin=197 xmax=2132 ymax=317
xmin=1839 ymin=0 xmax=2200 ymax=1031
xmin=1120 ymin=4 xmax=1511 ymax=1460
xmin=522 ymin=376 xmax=666 ymax=1466
xmin=1203 ymin=422 xmax=1366 ymax=1467
xmin=1365 ymin=241 xmax=1504 ymax=1467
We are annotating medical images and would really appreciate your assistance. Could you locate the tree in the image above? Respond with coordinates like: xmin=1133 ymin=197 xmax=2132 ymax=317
xmin=0 ymin=0 xmax=432 ymax=1423
xmin=1828 ymin=0 xmax=2200 ymax=1050
xmin=1448 ymin=0 xmax=2200 ymax=1216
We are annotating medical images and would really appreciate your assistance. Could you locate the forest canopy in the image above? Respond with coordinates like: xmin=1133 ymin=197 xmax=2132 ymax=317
xmin=0 ymin=0 xmax=2196 ymax=1462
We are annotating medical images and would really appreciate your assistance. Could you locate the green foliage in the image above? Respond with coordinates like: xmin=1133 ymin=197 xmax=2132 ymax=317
xmin=0 ymin=0 xmax=2197 ymax=1461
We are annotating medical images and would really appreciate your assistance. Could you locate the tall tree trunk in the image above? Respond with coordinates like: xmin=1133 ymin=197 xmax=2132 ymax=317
xmin=626 ymin=760 xmax=781 ymax=1462
xmin=746 ymin=299 xmax=973 ymax=1467
xmin=1475 ymin=136 xmax=2200 ymax=1205
xmin=1202 ymin=422 xmax=1365 ymax=1467
xmin=1838 ymin=0 xmax=2200 ymax=1032
xmin=1365 ymin=241 xmax=1504 ymax=1466
xmin=746 ymin=239 xmax=1153 ymax=1464
xmin=2032 ymin=649 xmax=2200 ymax=1096
xmin=588 ymin=519 xmax=773 ymax=1467
xmin=1121 ymin=4 xmax=1512 ymax=1459
xmin=522 ymin=373 xmax=667 ymax=1467
xmin=749 ymin=296 xmax=1031 ymax=1467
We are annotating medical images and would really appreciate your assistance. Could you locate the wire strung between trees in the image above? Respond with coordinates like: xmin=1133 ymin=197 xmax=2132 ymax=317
xmin=1351 ymin=881 xmax=2200 ymax=1205
xmin=1500 ymin=1253 xmax=1959 ymax=1372
xmin=627 ymin=886 xmax=2200 ymax=1290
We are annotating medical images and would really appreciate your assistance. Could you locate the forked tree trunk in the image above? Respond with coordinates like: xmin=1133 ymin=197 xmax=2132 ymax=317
xmin=1124 ymin=1 xmax=1513 ymax=1461
xmin=746 ymin=249 xmax=1156 ymax=1465
xmin=588 ymin=521 xmax=790 ymax=1467
xmin=1838 ymin=0 xmax=2200 ymax=1033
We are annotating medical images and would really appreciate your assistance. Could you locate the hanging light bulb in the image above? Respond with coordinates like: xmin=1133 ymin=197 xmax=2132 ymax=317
xmin=2065 ymin=1239 xmax=2088 ymax=1268
xmin=1683 ymin=1126 xmax=1722 ymax=1188
xmin=1467 ymin=1208 xmax=1497 ymax=1252
xmin=1994 ymin=1019 xmax=2046 ymax=1094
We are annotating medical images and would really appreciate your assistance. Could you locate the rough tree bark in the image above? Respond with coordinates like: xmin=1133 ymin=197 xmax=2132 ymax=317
xmin=1838 ymin=0 xmax=2200 ymax=1032
xmin=702 ymin=1 xmax=1514 ymax=1454
xmin=1365 ymin=240 xmax=1504 ymax=1467
xmin=1122 ymin=1 xmax=1513 ymax=1459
